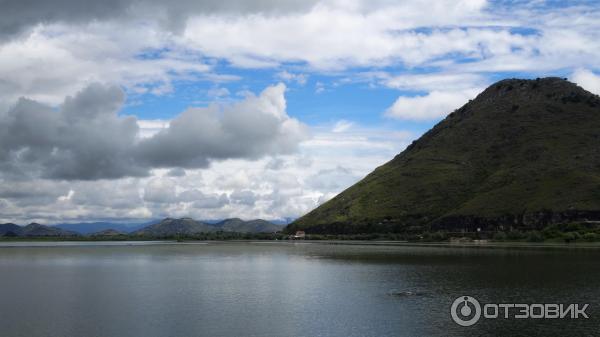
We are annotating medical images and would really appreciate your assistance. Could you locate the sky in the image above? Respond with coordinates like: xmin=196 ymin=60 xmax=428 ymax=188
xmin=1 ymin=0 xmax=600 ymax=224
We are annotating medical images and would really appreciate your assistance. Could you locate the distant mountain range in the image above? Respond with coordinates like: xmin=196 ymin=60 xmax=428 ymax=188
xmin=53 ymin=221 xmax=155 ymax=234
xmin=215 ymin=218 xmax=283 ymax=233
xmin=288 ymin=77 xmax=600 ymax=234
xmin=0 ymin=218 xmax=284 ymax=238
xmin=131 ymin=218 xmax=283 ymax=236
xmin=0 ymin=223 xmax=78 ymax=237
xmin=131 ymin=218 xmax=215 ymax=236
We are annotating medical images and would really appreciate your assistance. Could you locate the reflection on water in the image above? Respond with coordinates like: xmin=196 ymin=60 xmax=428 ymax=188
xmin=0 ymin=242 xmax=598 ymax=337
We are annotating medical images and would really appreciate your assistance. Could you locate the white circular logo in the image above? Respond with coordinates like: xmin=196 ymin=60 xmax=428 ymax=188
xmin=451 ymin=296 xmax=481 ymax=326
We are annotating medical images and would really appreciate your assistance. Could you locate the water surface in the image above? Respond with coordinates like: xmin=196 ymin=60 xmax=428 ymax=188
xmin=0 ymin=241 xmax=598 ymax=336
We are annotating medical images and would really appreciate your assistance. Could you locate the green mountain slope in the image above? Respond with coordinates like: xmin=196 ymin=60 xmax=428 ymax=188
xmin=214 ymin=218 xmax=283 ymax=233
xmin=131 ymin=217 xmax=282 ymax=236
xmin=287 ymin=77 xmax=600 ymax=234
xmin=132 ymin=218 xmax=216 ymax=236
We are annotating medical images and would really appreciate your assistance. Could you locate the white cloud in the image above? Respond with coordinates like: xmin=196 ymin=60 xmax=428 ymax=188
xmin=207 ymin=86 xmax=231 ymax=98
xmin=230 ymin=190 xmax=257 ymax=206
xmin=306 ymin=166 xmax=359 ymax=192
xmin=138 ymin=119 xmax=171 ymax=138
xmin=332 ymin=120 xmax=353 ymax=133
xmin=0 ymin=1 xmax=598 ymax=107
xmin=0 ymin=22 xmax=215 ymax=106
xmin=315 ymin=81 xmax=326 ymax=94
xmin=0 ymin=122 xmax=412 ymax=223
xmin=0 ymin=82 xmax=308 ymax=180
xmin=276 ymin=71 xmax=308 ymax=85
xmin=136 ymin=83 xmax=309 ymax=168
xmin=143 ymin=178 xmax=177 ymax=203
xmin=367 ymin=72 xmax=489 ymax=92
xmin=385 ymin=89 xmax=480 ymax=121
xmin=2 ymin=0 xmax=600 ymax=223
xmin=181 ymin=3 xmax=496 ymax=70
xmin=571 ymin=68 xmax=600 ymax=95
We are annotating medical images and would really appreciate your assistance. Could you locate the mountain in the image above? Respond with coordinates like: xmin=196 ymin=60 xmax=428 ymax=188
xmin=269 ymin=218 xmax=296 ymax=226
xmin=53 ymin=221 xmax=156 ymax=234
xmin=89 ymin=229 xmax=126 ymax=237
xmin=213 ymin=218 xmax=283 ymax=233
xmin=131 ymin=217 xmax=283 ymax=236
xmin=0 ymin=223 xmax=22 ymax=237
xmin=287 ymin=77 xmax=600 ymax=234
xmin=0 ymin=222 xmax=78 ymax=237
xmin=21 ymin=223 xmax=79 ymax=237
xmin=132 ymin=218 xmax=216 ymax=236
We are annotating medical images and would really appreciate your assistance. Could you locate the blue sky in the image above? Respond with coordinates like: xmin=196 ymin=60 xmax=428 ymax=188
xmin=122 ymin=68 xmax=407 ymax=127
xmin=0 ymin=0 xmax=600 ymax=223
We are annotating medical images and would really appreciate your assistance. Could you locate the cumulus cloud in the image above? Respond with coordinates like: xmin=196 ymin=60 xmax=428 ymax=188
xmin=3 ymin=0 xmax=600 ymax=224
xmin=0 ymin=123 xmax=407 ymax=223
xmin=385 ymin=89 xmax=480 ymax=121
xmin=71 ymin=179 xmax=143 ymax=209
xmin=0 ymin=83 xmax=144 ymax=180
xmin=190 ymin=193 xmax=229 ymax=209
xmin=207 ymin=87 xmax=231 ymax=98
xmin=0 ymin=23 xmax=213 ymax=107
xmin=0 ymin=0 xmax=318 ymax=40
xmin=177 ymin=189 xmax=229 ymax=209
xmin=0 ymin=180 xmax=68 ymax=207
xmin=571 ymin=68 xmax=600 ymax=95
xmin=166 ymin=167 xmax=187 ymax=177
xmin=143 ymin=178 xmax=177 ymax=203
xmin=230 ymin=190 xmax=257 ymax=206
xmin=0 ymin=82 xmax=308 ymax=180
xmin=265 ymin=157 xmax=286 ymax=170
xmin=136 ymin=83 xmax=308 ymax=168
xmin=181 ymin=3 xmax=496 ymax=69
xmin=1 ymin=1 xmax=599 ymax=107
xmin=306 ymin=166 xmax=359 ymax=192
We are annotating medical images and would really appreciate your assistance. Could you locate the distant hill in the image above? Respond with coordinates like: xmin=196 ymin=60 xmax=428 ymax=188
xmin=131 ymin=218 xmax=217 ymax=236
xmin=0 ymin=223 xmax=22 ymax=237
xmin=269 ymin=218 xmax=296 ymax=226
xmin=0 ymin=223 xmax=79 ymax=237
xmin=53 ymin=218 xmax=284 ymax=235
xmin=132 ymin=217 xmax=283 ymax=236
xmin=89 ymin=229 xmax=126 ymax=237
xmin=213 ymin=218 xmax=283 ymax=233
xmin=288 ymin=77 xmax=600 ymax=234
xmin=53 ymin=221 xmax=155 ymax=234
xmin=0 ymin=218 xmax=284 ymax=238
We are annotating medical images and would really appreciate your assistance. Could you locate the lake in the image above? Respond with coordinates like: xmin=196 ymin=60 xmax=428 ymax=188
xmin=0 ymin=241 xmax=598 ymax=336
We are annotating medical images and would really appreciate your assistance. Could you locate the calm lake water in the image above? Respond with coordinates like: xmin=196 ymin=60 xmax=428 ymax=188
xmin=0 ymin=241 xmax=599 ymax=337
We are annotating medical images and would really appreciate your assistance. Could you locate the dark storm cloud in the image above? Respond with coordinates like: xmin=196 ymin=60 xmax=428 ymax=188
xmin=0 ymin=82 xmax=307 ymax=180
xmin=0 ymin=180 xmax=68 ymax=206
xmin=166 ymin=168 xmax=187 ymax=177
xmin=0 ymin=83 xmax=144 ymax=180
xmin=0 ymin=0 xmax=317 ymax=40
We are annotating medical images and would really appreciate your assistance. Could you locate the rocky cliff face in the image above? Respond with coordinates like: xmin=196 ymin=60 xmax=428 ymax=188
xmin=288 ymin=77 xmax=600 ymax=234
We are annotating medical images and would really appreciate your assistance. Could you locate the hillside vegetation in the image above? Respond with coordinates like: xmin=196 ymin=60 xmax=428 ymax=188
xmin=288 ymin=78 xmax=600 ymax=234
